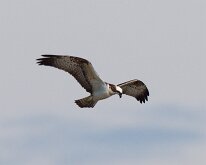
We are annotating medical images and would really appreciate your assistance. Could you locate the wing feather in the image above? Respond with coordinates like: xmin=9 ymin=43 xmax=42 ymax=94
xmin=36 ymin=55 xmax=104 ymax=93
xmin=118 ymin=79 xmax=149 ymax=103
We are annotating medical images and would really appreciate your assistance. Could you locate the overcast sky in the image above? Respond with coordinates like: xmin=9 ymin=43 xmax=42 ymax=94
xmin=0 ymin=0 xmax=205 ymax=165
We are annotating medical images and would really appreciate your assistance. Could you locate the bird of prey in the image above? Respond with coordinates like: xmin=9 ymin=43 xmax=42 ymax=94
xmin=36 ymin=55 xmax=149 ymax=108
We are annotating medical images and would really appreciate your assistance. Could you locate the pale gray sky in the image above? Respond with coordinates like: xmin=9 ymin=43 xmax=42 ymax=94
xmin=0 ymin=0 xmax=205 ymax=165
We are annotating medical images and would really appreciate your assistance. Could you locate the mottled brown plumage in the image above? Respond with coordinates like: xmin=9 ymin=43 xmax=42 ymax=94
xmin=118 ymin=79 xmax=149 ymax=103
xmin=37 ymin=55 xmax=100 ymax=94
xmin=37 ymin=55 xmax=149 ymax=108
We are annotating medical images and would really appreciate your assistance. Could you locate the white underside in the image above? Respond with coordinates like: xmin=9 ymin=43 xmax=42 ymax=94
xmin=75 ymin=83 xmax=118 ymax=108
xmin=92 ymin=83 xmax=113 ymax=101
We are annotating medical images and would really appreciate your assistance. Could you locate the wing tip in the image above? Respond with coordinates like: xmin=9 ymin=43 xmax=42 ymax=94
xmin=36 ymin=55 xmax=59 ymax=66
xmin=36 ymin=55 xmax=90 ymax=65
xmin=41 ymin=54 xmax=63 ymax=58
xmin=136 ymin=89 xmax=149 ymax=104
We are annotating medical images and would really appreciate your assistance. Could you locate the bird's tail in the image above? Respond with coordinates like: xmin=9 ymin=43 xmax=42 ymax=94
xmin=75 ymin=96 xmax=97 ymax=108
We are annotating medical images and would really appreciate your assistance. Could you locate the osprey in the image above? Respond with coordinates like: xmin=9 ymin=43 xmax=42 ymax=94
xmin=37 ymin=55 xmax=149 ymax=108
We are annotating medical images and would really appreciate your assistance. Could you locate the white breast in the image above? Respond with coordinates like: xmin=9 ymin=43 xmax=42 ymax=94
xmin=92 ymin=83 xmax=110 ymax=101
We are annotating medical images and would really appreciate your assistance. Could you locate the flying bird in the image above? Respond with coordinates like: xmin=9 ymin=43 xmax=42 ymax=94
xmin=36 ymin=55 xmax=149 ymax=108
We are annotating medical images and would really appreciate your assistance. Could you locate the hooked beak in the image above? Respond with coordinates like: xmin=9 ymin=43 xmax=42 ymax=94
xmin=118 ymin=92 xmax=122 ymax=98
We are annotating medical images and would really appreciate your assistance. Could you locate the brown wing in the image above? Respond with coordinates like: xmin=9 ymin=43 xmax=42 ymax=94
xmin=36 ymin=55 xmax=104 ymax=94
xmin=118 ymin=79 xmax=149 ymax=103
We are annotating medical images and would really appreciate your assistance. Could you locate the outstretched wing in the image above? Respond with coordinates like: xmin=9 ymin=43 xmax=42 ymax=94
xmin=36 ymin=55 xmax=104 ymax=94
xmin=118 ymin=79 xmax=149 ymax=103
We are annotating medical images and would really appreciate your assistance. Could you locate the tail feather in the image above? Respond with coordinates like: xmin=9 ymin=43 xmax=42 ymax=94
xmin=75 ymin=96 xmax=97 ymax=108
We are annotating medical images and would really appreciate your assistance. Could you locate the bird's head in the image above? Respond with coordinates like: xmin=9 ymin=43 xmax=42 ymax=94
xmin=116 ymin=86 xmax=123 ymax=98
xmin=108 ymin=83 xmax=123 ymax=98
